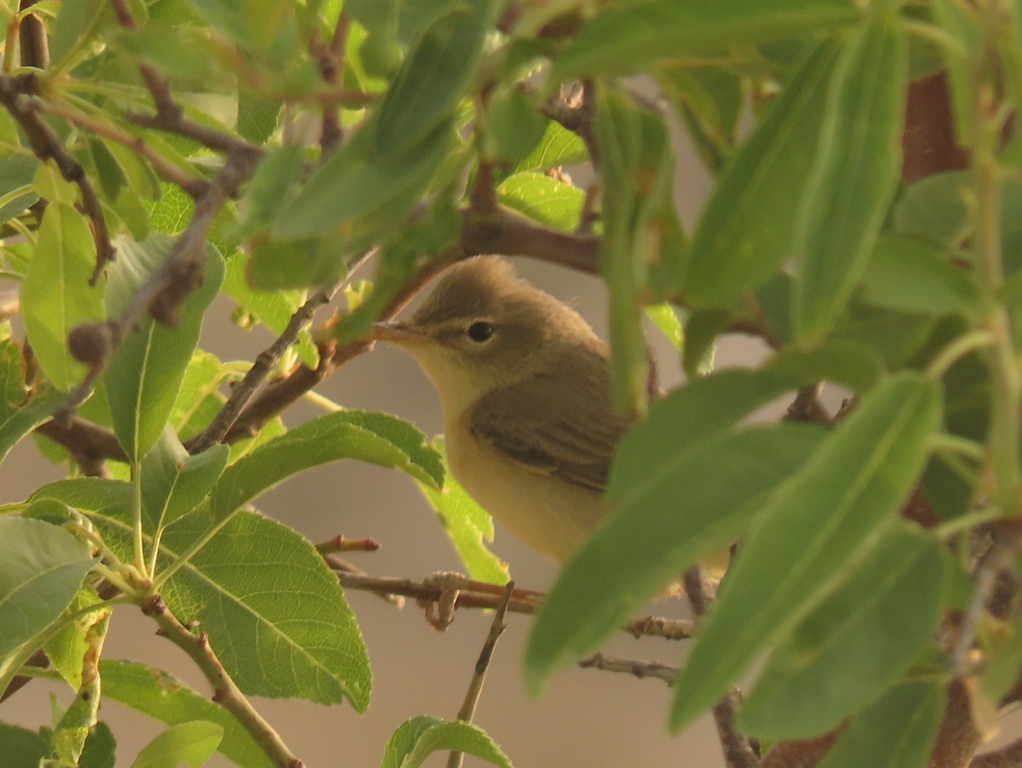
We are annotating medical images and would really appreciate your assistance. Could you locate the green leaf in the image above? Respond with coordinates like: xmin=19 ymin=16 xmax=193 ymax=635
xmin=129 ymin=721 xmax=223 ymax=768
xmin=496 ymin=172 xmax=584 ymax=233
xmin=373 ymin=0 xmax=498 ymax=157
xmin=146 ymin=183 xmax=196 ymax=235
xmin=526 ymin=423 xmax=824 ymax=691
xmin=645 ymin=303 xmax=684 ymax=351
xmin=21 ymin=203 xmax=105 ymax=391
xmin=0 ymin=516 xmax=95 ymax=657
xmin=597 ymin=86 xmax=675 ymax=413
xmin=79 ymin=721 xmax=116 ymax=768
xmin=552 ymin=0 xmax=858 ymax=80
xmin=739 ymin=523 xmax=945 ymax=739
xmin=272 ymin=119 xmax=452 ymax=241
xmin=893 ymin=171 xmax=970 ymax=248
xmin=814 ymin=682 xmax=946 ymax=768
xmin=417 ymin=438 xmax=508 ymax=584
xmin=0 ymin=339 xmax=63 ymax=468
xmin=486 ymin=88 xmax=548 ymax=165
xmin=101 ymin=659 xmax=273 ymax=768
xmin=792 ymin=13 xmax=908 ymax=343
xmin=222 ymin=250 xmax=317 ymax=367
xmin=608 ymin=368 xmax=795 ymax=505
xmin=514 ymin=120 xmax=587 ymax=174
xmin=104 ymin=235 xmax=225 ymax=462
xmin=233 ymin=146 xmax=303 ymax=237
xmin=682 ymin=307 xmax=728 ymax=376
xmin=44 ymin=586 xmax=103 ymax=689
xmin=0 ymin=722 xmax=48 ymax=768
xmin=210 ymin=410 xmax=443 ymax=520
xmin=94 ymin=507 xmax=372 ymax=709
xmin=860 ymin=234 xmax=979 ymax=316
xmin=766 ymin=341 xmax=885 ymax=394
xmin=49 ymin=0 xmax=109 ymax=67
xmin=50 ymin=611 xmax=109 ymax=766
xmin=236 ymin=93 xmax=281 ymax=144
xmin=684 ymin=42 xmax=839 ymax=305
xmin=171 ymin=350 xmax=230 ymax=440
xmin=670 ymin=372 xmax=941 ymax=731
xmin=381 ymin=717 xmax=512 ymax=768
xmin=140 ymin=427 xmax=229 ymax=531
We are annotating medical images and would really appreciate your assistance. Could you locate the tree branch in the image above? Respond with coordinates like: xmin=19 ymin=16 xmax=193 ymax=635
xmin=578 ymin=652 xmax=677 ymax=684
xmin=447 ymin=581 xmax=515 ymax=768
xmin=140 ymin=594 xmax=304 ymax=768
xmin=683 ymin=565 xmax=760 ymax=768
xmin=186 ymin=281 xmax=339 ymax=454
xmin=0 ymin=73 xmax=115 ymax=283
xmin=971 ymin=738 xmax=1022 ymax=768
xmin=30 ymin=99 xmax=210 ymax=199
xmin=60 ymin=146 xmax=262 ymax=416
xmin=333 ymin=570 xmax=695 ymax=640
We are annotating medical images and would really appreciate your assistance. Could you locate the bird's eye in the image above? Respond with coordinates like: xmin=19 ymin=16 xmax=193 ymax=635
xmin=466 ymin=321 xmax=494 ymax=343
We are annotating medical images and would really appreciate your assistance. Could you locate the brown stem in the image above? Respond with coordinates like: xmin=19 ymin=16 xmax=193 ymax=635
xmin=141 ymin=594 xmax=304 ymax=768
xmin=683 ymin=565 xmax=760 ymax=768
xmin=333 ymin=570 xmax=695 ymax=640
xmin=30 ymin=100 xmax=210 ymax=199
xmin=446 ymin=582 xmax=515 ymax=768
xmin=970 ymin=738 xmax=1022 ymax=768
xmin=0 ymin=73 xmax=116 ymax=284
xmin=186 ymin=282 xmax=339 ymax=454
xmin=315 ymin=535 xmax=381 ymax=554
xmin=313 ymin=13 xmax=351 ymax=154
xmin=18 ymin=0 xmax=47 ymax=70
xmin=35 ymin=415 xmax=128 ymax=463
xmin=108 ymin=0 xmax=184 ymax=123
xmin=59 ymin=146 xmax=262 ymax=417
xmin=578 ymin=652 xmax=677 ymax=684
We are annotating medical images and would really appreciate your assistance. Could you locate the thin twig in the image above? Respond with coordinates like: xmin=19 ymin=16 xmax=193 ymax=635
xmin=684 ymin=565 xmax=760 ymax=768
xmin=446 ymin=581 xmax=515 ymax=768
xmin=187 ymin=281 xmax=339 ymax=453
xmin=538 ymin=81 xmax=598 ymax=165
xmin=315 ymin=535 xmax=381 ymax=554
xmin=141 ymin=594 xmax=304 ymax=768
xmin=313 ymin=13 xmax=351 ymax=154
xmin=108 ymin=0 xmax=183 ymax=123
xmin=0 ymin=73 xmax=115 ymax=283
xmin=30 ymin=100 xmax=210 ymax=199
xmin=785 ymin=384 xmax=831 ymax=425
xmin=578 ymin=652 xmax=677 ymax=684
xmin=59 ymin=146 xmax=262 ymax=416
xmin=954 ymin=524 xmax=1021 ymax=675
xmin=333 ymin=570 xmax=695 ymax=640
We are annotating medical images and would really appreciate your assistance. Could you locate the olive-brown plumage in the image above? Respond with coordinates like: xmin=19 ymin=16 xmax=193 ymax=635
xmin=377 ymin=256 xmax=631 ymax=562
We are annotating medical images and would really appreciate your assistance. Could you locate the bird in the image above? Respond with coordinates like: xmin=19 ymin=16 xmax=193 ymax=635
xmin=374 ymin=255 xmax=631 ymax=564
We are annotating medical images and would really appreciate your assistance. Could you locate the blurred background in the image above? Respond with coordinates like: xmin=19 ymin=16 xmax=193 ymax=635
xmin=3 ymin=95 xmax=1019 ymax=768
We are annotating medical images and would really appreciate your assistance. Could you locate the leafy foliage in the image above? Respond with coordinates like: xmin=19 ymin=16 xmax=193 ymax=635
xmin=0 ymin=0 xmax=1019 ymax=766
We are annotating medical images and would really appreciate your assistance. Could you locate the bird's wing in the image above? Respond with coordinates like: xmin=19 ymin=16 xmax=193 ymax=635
xmin=469 ymin=353 xmax=631 ymax=493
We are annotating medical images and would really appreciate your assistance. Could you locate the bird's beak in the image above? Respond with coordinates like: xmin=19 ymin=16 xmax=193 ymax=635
xmin=372 ymin=321 xmax=430 ymax=347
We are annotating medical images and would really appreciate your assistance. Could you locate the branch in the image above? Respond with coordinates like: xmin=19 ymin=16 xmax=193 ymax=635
xmin=539 ymin=81 xmax=598 ymax=165
xmin=447 ymin=581 xmax=515 ymax=768
xmin=186 ymin=282 xmax=339 ymax=453
xmin=333 ymin=570 xmax=695 ymax=640
xmin=578 ymin=652 xmax=677 ymax=684
xmin=0 ymin=73 xmax=115 ymax=283
xmin=35 ymin=415 xmax=128 ymax=463
xmin=311 ymin=12 xmax=351 ymax=154
xmin=61 ymin=146 xmax=262 ymax=416
xmin=683 ymin=565 xmax=760 ymax=768
xmin=140 ymin=594 xmax=304 ymax=768
xmin=315 ymin=535 xmax=380 ymax=555
xmin=971 ymin=738 xmax=1022 ymax=768
xmin=108 ymin=0 xmax=184 ymax=123
xmin=30 ymin=100 xmax=210 ymax=199
xmin=461 ymin=205 xmax=600 ymax=274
